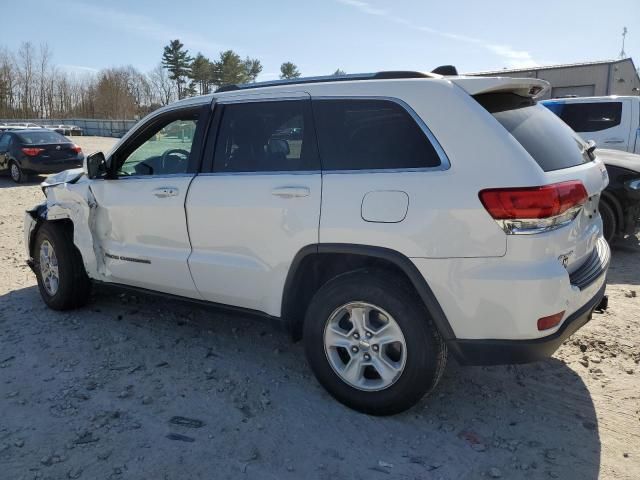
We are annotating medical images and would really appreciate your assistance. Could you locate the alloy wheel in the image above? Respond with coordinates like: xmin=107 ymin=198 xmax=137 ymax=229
xmin=323 ymin=302 xmax=407 ymax=391
xmin=39 ymin=240 xmax=60 ymax=295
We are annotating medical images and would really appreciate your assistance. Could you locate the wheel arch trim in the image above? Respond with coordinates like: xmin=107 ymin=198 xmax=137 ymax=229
xmin=281 ymin=243 xmax=456 ymax=341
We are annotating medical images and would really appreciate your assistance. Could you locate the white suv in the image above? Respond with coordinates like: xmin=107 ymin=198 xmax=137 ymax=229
xmin=24 ymin=70 xmax=610 ymax=415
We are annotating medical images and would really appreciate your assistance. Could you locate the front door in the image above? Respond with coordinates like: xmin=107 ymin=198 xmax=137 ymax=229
xmin=90 ymin=106 xmax=208 ymax=298
xmin=186 ymin=93 xmax=322 ymax=316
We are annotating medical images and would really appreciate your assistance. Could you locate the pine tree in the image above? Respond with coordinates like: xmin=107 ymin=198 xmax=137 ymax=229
xmin=161 ymin=39 xmax=193 ymax=99
xmin=244 ymin=58 xmax=263 ymax=83
xmin=213 ymin=51 xmax=262 ymax=86
xmin=190 ymin=53 xmax=214 ymax=95
xmin=280 ymin=62 xmax=301 ymax=79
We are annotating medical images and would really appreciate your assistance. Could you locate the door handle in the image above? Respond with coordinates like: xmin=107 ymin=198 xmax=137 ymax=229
xmin=271 ymin=186 xmax=310 ymax=198
xmin=153 ymin=187 xmax=179 ymax=198
xmin=604 ymin=138 xmax=625 ymax=144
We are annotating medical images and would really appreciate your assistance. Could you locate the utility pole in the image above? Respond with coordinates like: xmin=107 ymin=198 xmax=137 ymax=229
xmin=619 ymin=27 xmax=627 ymax=59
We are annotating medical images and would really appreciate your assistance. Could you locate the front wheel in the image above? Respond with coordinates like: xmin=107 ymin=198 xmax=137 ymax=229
xmin=34 ymin=222 xmax=92 ymax=310
xmin=303 ymin=270 xmax=447 ymax=415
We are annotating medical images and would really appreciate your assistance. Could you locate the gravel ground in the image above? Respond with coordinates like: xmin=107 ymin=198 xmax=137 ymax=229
xmin=1 ymin=136 xmax=639 ymax=479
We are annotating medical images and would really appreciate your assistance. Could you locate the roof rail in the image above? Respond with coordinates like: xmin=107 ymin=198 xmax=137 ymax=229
xmin=215 ymin=70 xmax=434 ymax=93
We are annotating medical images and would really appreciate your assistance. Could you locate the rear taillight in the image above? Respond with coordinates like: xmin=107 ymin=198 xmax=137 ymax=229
xmin=71 ymin=145 xmax=82 ymax=154
xmin=479 ymin=181 xmax=588 ymax=234
xmin=21 ymin=147 xmax=45 ymax=156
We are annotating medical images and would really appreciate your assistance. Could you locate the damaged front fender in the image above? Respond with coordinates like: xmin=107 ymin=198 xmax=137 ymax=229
xmin=24 ymin=175 xmax=106 ymax=281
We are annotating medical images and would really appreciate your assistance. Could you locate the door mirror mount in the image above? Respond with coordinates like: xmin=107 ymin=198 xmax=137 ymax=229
xmin=84 ymin=151 xmax=107 ymax=179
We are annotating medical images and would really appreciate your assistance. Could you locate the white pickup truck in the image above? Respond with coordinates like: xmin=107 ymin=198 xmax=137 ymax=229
xmin=542 ymin=96 xmax=640 ymax=153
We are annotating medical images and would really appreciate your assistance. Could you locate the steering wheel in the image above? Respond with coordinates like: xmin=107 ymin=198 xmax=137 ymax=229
xmin=161 ymin=149 xmax=190 ymax=172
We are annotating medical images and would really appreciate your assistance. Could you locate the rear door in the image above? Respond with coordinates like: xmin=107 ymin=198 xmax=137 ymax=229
xmin=186 ymin=92 xmax=322 ymax=316
xmin=89 ymin=105 xmax=208 ymax=298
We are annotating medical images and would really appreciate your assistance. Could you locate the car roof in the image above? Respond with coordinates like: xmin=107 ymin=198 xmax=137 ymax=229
xmin=149 ymin=70 xmax=548 ymax=122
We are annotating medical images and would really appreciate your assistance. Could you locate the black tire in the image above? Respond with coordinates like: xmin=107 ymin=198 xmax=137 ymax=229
xmin=34 ymin=222 xmax=92 ymax=310
xmin=599 ymin=200 xmax=617 ymax=245
xmin=9 ymin=160 xmax=24 ymax=183
xmin=303 ymin=270 xmax=447 ymax=415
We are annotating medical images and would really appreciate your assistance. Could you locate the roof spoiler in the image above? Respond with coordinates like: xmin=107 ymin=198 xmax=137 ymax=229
xmin=451 ymin=77 xmax=551 ymax=98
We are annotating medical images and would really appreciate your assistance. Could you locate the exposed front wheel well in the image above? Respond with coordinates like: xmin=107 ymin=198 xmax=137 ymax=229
xmin=282 ymin=245 xmax=454 ymax=342
xmin=28 ymin=217 xmax=74 ymax=258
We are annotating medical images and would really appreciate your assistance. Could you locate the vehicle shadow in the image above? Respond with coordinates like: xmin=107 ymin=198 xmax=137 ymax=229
xmin=0 ymin=283 xmax=601 ymax=479
xmin=0 ymin=175 xmax=44 ymax=188
xmin=608 ymin=231 xmax=640 ymax=286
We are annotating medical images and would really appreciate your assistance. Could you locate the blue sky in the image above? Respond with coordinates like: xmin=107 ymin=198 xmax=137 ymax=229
xmin=6 ymin=0 xmax=639 ymax=80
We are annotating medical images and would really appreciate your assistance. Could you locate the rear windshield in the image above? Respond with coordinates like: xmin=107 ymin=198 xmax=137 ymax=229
xmin=475 ymin=93 xmax=591 ymax=172
xmin=17 ymin=130 xmax=68 ymax=145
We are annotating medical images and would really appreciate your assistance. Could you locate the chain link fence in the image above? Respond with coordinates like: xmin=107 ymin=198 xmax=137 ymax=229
xmin=0 ymin=118 xmax=138 ymax=137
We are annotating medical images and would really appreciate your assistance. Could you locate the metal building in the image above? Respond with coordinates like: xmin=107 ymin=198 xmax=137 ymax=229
xmin=468 ymin=58 xmax=640 ymax=99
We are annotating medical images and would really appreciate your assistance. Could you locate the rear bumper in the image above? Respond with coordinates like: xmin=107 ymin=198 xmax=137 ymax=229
xmin=448 ymin=283 xmax=607 ymax=365
xmin=21 ymin=157 xmax=83 ymax=174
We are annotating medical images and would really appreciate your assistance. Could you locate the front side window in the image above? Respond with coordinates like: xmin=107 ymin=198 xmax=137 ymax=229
xmin=117 ymin=115 xmax=198 ymax=176
xmin=213 ymin=100 xmax=318 ymax=172
xmin=544 ymin=101 xmax=623 ymax=132
xmin=312 ymin=99 xmax=442 ymax=170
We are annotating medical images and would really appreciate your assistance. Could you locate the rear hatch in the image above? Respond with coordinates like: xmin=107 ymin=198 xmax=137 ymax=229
xmin=453 ymin=77 xmax=609 ymax=275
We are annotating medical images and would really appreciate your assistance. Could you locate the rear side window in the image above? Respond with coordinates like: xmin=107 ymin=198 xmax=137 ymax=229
xmin=312 ymin=99 xmax=441 ymax=170
xmin=17 ymin=130 xmax=68 ymax=144
xmin=544 ymin=101 xmax=622 ymax=132
xmin=213 ymin=100 xmax=319 ymax=172
xmin=476 ymin=93 xmax=591 ymax=172
xmin=0 ymin=134 xmax=9 ymax=150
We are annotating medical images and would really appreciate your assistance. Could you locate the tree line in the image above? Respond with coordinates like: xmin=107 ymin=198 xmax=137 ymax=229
xmin=0 ymin=40 xmax=345 ymax=120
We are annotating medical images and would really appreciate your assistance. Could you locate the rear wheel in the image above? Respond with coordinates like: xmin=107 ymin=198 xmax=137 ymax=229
xmin=9 ymin=160 xmax=24 ymax=183
xmin=599 ymin=200 xmax=617 ymax=245
xmin=34 ymin=222 xmax=92 ymax=310
xmin=303 ymin=270 xmax=447 ymax=415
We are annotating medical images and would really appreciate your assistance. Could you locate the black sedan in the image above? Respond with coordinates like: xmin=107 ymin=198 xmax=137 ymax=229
xmin=598 ymin=149 xmax=640 ymax=243
xmin=0 ymin=129 xmax=84 ymax=183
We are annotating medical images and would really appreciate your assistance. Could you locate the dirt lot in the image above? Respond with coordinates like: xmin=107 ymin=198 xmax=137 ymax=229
xmin=1 ymin=136 xmax=639 ymax=479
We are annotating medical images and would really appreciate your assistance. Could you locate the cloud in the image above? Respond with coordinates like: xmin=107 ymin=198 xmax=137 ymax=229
xmin=59 ymin=64 xmax=99 ymax=74
xmin=484 ymin=44 xmax=539 ymax=68
xmin=59 ymin=0 xmax=225 ymax=55
xmin=336 ymin=0 xmax=387 ymax=16
xmin=336 ymin=0 xmax=539 ymax=68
